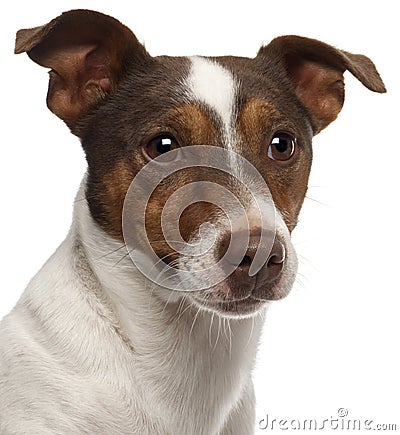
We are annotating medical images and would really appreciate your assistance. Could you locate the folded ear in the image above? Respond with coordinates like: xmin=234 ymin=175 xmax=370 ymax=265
xmin=15 ymin=9 xmax=151 ymax=133
xmin=257 ymin=36 xmax=386 ymax=134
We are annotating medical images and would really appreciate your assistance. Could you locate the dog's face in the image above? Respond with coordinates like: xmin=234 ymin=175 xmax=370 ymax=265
xmin=16 ymin=10 xmax=385 ymax=318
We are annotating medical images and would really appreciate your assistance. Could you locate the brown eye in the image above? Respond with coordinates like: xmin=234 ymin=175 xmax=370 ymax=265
xmin=143 ymin=135 xmax=179 ymax=160
xmin=268 ymin=132 xmax=296 ymax=161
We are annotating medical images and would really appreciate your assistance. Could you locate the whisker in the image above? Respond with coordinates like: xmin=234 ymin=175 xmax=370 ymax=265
xmin=146 ymin=252 xmax=179 ymax=279
xmin=212 ymin=316 xmax=222 ymax=352
xmin=165 ymin=271 xmax=195 ymax=293
xmin=245 ymin=316 xmax=255 ymax=349
xmin=151 ymin=266 xmax=181 ymax=289
xmin=177 ymin=300 xmax=193 ymax=320
xmin=161 ymin=290 xmax=175 ymax=315
xmin=146 ymin=266 xmax=181 ymax=310
xmin=112 ymin=248 xmax=134 ymax=267
xmin=94 ymin=244 xmax=127 ymax=261
xmin=293 ymin=273 xmax=308 ymax=290
xmin=208 ymin=311 xmax=215 ymax=349
xmin=188 ymin=306 xmax=202 ymax=345
xmin=227 ymin=318 xmax=232 ymax=359
xmin=175 ymin=294 xmax=188 ymax=319
xmin=222 ymin=318 xmax=228 ymax=343
xmin=307 ymin=184 xmax=323 ymax=190
xmin=297 ymin=253 xmax=317 ymax=270
xmin=305 ymin=195 xmax=328 ymax=207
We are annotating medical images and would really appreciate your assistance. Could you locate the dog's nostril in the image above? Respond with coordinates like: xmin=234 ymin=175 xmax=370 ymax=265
xmin=260 ymin=239 xmax=285 ymax=282
xmin=238 ymin=254 xmax=252 ymax=269
xmin=267 ymin=243 xmax=285 ymax=266
xmin=268 ymin=255 xmax=282 ymax=267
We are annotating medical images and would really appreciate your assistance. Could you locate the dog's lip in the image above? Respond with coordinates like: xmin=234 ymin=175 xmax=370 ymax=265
xmin=189 ymin=277 xmax=290 ymax=315
xmin=190 ymin=293 xmax=266 ymax=317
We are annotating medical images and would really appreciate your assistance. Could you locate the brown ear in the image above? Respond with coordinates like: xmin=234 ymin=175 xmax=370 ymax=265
xmin=15 ymin=9 xmax=151 ymax=133
xmin=257 ymin=36 xmax=386 ymax=134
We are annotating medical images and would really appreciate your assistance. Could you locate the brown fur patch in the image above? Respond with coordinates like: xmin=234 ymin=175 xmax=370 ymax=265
xmin=164 ymin=104 xmax=220 ymax=146
xmin=237 ymin=97 xmax=312 ymax=231
xmin=236 ymin=98 xmax=282 ymax=155
xmin=100 ymin=161 xmax=134 ymax=242
xmin=99 ymin=104 xmax=222 ymax=260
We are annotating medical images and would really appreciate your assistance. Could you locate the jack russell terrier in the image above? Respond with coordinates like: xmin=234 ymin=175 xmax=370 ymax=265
xmin=0 ymin=9 xmax=385 ymax=435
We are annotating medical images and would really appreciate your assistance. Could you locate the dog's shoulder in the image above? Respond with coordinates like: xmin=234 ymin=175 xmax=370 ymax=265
xmin=0 ymin=235 xmax=148 ymax=433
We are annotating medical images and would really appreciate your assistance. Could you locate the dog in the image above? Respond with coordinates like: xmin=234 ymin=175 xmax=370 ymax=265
xmin=0 ymin=9 xmax=385 ymax=435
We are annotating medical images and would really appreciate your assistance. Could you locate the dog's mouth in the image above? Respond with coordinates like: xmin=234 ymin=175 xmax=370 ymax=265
xmin=188 ymin=274 xmax=292 ymax=318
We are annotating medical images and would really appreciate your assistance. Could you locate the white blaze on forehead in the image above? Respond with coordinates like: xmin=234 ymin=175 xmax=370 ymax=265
xmin=184 ymin=56 xmax=237 ymax=145
xmin=184 ymin=56 xmax=247 ymax=189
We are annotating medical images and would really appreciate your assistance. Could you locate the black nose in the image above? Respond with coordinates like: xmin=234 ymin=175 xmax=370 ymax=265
xmin=218 ymin=229 xmax=285 ymax=286
xmin=238 ymin=234 xmax=285 ymax=281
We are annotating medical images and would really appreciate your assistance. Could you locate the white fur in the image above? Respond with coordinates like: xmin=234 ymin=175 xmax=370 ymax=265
xmin=185 ymin=56 xmax=237 ymax=143
xmin=184 ymin=56 xmax=243 ymax=177
xmin=0 ymin=179 xmax=263 ymax=434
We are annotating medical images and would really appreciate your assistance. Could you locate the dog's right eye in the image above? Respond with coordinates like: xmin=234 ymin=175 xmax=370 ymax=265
xmin=267 ymin=132 xmax=296 ymax=162
xmin=143 ymin=135 xmax=179 ymax=160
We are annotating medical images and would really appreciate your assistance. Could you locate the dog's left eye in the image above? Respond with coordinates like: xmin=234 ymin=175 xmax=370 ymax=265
xmin=268 ymin=132 xmax=296 ymax=161
xmin=143 ymin=135 xmax=179 ymax=160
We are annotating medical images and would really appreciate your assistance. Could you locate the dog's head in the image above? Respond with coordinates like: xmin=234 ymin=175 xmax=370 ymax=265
xmin=16 ymin=10 xmax=385 ymax=318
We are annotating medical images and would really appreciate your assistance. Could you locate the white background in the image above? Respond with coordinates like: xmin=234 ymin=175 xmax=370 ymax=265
xmin=1 ymin=0 xmax=399 ymax=432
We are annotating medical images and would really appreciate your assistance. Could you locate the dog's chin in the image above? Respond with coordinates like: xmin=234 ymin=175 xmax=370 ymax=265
xmin=186 ymin=278 xmax=293 ymax=319
xmin=188 ymin=294 xmax=267 ymax=319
